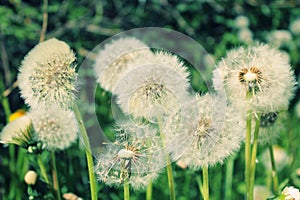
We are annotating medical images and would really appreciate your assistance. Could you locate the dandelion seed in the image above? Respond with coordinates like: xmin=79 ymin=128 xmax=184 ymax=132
xmin=95 ymin=125 xmax=163 ymax=190
xmin=164 ymin=94 xmax=244 ymax=169
xmin=213 ymin=44 xmax=296 ymax=114
xmin=18 ymin=38 xmax=77 ymax=109
xmin=29 ymin=105 xmax=78 ymax=150
xmin=94 ymin=37 xmax=153 ymax=93
xmin=115 ymin=52 xmax=191 ymax=122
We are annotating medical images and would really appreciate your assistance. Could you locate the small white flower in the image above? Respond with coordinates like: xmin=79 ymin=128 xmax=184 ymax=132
xmin=24 ymin=170 xmax=38 ymax=185
xmin=164 ymin=94 xmax=244 ymax=168
xmin=238 ymin=28 xmax=253 ymax=43
xmin=94 ymin=37 xmax=153 ymax=93
xmin=235 ymin=16 xmax=250 ymax=29
xmin=289 ymin=18 xmax=300 ymax=35
xmin=267 ymin=30 xmax=292 ymax=47
xmin=114 ymin=52 xmax=191 ymax=122
xmin=18 ymin=38 xmax=77 ymax=109
xmin=282 ymin=186 xmax=300 ymax=200
xmin=213 ymin=44 xmax=296 ymax=114
xmin=29 ymin=105 xmax=78 ymax=150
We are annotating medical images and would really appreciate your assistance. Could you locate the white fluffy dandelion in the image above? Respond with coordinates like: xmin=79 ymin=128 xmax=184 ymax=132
xmin=18 ymin=38 xmax=77 ymax=109
xmin=94 ymin=37 xmax=153 ymax=93
xmin=95 ymin=125 xmax=164 ymax=190
xmin=29 ymin=105 xmax=78 ymax=150
xmin=213 ymin=44 xmax=296 ymax=114
xmin=114 ymin=52 xmax=191 ymax=122
xmin=0 ymin=115 xmax=34 ymax=146
xmin=235 ymin=15 xmax=250 ymax=29
xmin=164 ymin=94 xmax=244 ymax=169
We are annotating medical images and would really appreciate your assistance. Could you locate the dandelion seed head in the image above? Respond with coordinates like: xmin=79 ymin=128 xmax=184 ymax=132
xmin=95 ymin=124 xmax=164 ymax=190
xmin=18 ymin=38 xmax=77 ymax=109
xmin=94 ymin=37 xmax=153 ymax=92
xmin=164 ymin=94 xmax=244 ymax=169
xmin=290 ymin=18 xmax=300 ymax=35
xmin=29 ymin=105 xmax=78 ymax=150
xmin=238 ymin=28 xmax=253 ymax=43
xmin=115 ymin=52 xmax=191 ymax=121
xmin=213 ymin=44 xmax=297 ymax=113
xmin=235 ymin=16 xmax=249 ymax=29
xmin=0 ymin=115 xmax=33 ymax=146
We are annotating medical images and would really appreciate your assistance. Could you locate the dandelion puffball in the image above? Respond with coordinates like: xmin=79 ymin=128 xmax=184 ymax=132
xmin=18 ymin=38 xmax=77 ymax=109
xmin=29 ymin=105 xmax=78 ymax=150
xmin=114 ymin=52 xmax=191 ymax=121
xmin=164 ymin=94 xmax=244 ymax=168
xmin=213 ymin=44 xmax=296 ymax=114
xmin=0 ymin=115 xmax=33 ymax=146
xmin=94 ymin=37 xmax=153 ymax=93
xmin=95 ymin=124 xmax=164 ymax=190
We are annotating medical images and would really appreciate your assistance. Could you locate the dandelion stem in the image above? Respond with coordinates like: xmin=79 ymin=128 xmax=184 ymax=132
xmin=225 ymin=156 xmax=235 ymax=200
xmin=245 ymin=109 xmax=252 ymax=200
xmin=157 ymin=117 xmax=175 ymax=200
xmin=166 ymin=155 xmax=176 ymax=200
xmin=146 ymin=180 xmax=152 ymax=200
xmin=269 ymin=144 xmax=279 ymax=195
xmin=51 ymin=151 xmax=61 ymax=200
xmin=39 ymin=0 xmax=48 ymax=42
xmin=124 ymin=180 xmax=130 ymax=200
xmin=196 ymin=175 xmax=203 ymax=197
xmin=249 ymin=114 xmax=261 ymax=200
xmin=202 ymin=166 xmax=209 ymax=200
xmin=73 ymin=103 xmax=98 ymax=200
xmin=37 ymin=155 xmax=50 ymax=185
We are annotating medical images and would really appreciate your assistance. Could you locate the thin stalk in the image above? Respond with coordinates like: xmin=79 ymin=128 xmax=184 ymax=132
xmin=50 ymin=151 xmax=61 ymax=200
xmin=73 ymin=103 xmax=98 ymax=200
xmin=224 ymin=156 xmax=235 ymax=200
xmin=124 ymin=180 xmax=130 ymax=200
xmin=146 ymin=180 xmax=152 ymax=200
xmin=202 ymin=166 xmax=209 ymax=200
xmin=245 ymin=109 xmax=252 ymax=200
xmin=157 ymin=117 xmax=175 ymax=200
xmin=249 ymin=114 xmax=261 ymax=200
xmin=166 ymin=155 xmax=175 ymax=200
xmin=196 ymin=175 xmax=203 ymax=199
xmin=37 ymin=155 xmax=50 ymax=184
xmin=39 ymin=0 xmax=48 ymax=42
xmin=269 ymin=144 xmax=279 ymax=195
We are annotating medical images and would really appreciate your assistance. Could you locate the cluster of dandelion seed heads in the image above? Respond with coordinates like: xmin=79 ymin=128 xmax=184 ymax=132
xmin=213 ymin=44 xmax=297 ymax=113
xmin=18 ymin=38 xmax=77 ymax=109
xmin=94 ymin=37 xmax=153 ymax=93
xmin=164 ymin=94 xmax=244 ymax=169
xmin=95 ymin=124 xmax=164 ymax=190
xmin=29 ymin=105 xmax=78 ymax=150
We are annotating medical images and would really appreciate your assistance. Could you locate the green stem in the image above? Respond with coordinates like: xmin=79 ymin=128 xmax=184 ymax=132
xmin=37 ymin=155 xmax=50 ymax=184
xmin=249 ymin=114 xmax=261 ymax=200
xmin=146 ymin=180 xmax=152 ymax=200
xmin=51 ymin=151 xmax=61 ymax=200
xmin=202 ymin=166 xmax=209 ymax=200
xmin=157 ymin=117 xmax=175 ymax=200
xmin=269 ymin=144 xmax=279 ymax=195
xmin=245 ymin=110 xmax=252 ymax=200
xmin=124 ymin=180 xmax=130 ymax=200
xmin=224 ymin=156 xmax=235 ymax=200
xmin=166 ymin=155 xmax=175 ymax=200
xmin=196 ymin=175 xmax=203 ymax=198
xmin=73 ymin=103 xmax=98 ymax=200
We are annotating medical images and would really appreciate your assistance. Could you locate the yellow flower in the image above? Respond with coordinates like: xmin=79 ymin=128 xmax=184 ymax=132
xmin=9 ymin=109 xmax=26 ymax=122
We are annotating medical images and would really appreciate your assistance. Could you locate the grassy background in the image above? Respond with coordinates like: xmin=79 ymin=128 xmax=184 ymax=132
xmin=0 ymin=0 xmax=300 ymax=199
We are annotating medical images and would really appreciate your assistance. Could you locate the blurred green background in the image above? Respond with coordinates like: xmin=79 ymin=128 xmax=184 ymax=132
xmin=0 ymin=0 xmax=300 ymax=199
